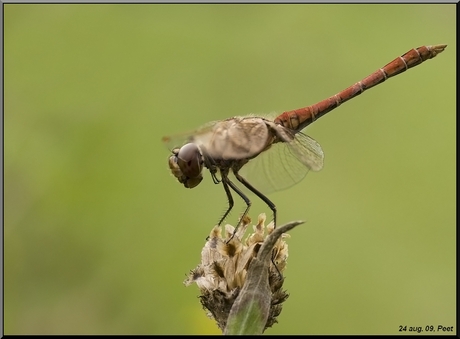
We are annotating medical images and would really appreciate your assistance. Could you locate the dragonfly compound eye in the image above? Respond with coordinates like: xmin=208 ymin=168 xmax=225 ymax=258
xmin=176 ymin=143 xmax=204 ymax=188
xmin=168 ymin=150 xmax=203 ymax=189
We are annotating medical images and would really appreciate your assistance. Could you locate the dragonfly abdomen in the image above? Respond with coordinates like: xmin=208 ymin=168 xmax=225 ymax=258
xmin=274 ymin=44 xmax=447 ymax=132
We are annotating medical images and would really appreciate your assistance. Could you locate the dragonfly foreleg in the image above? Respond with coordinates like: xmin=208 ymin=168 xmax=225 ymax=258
xmin=201 ymin=147 xmax=221 ymax=184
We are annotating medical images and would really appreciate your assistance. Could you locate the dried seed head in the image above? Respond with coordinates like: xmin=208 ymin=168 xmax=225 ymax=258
xmin=184 ymin=214 xmax=293 ymax=332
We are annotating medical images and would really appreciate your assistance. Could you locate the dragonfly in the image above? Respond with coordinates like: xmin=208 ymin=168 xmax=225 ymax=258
xmin=162 ymin=44 xmax=446 ymax=229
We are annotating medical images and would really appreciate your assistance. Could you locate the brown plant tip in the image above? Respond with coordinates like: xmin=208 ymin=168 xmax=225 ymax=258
xmin=184 ymin=214 xmax=299 ymax=332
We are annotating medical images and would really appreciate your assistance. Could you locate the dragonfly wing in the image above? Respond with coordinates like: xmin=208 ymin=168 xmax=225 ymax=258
xmin=161 ymin=120 xmax=219 ymax=151
xmin=186 ymin=117 xmax=273 ymax=160
xmin=288 ymin=132 xmax=324 ymax=172
xmin=238 ymin=131 xmax=324 ymax=194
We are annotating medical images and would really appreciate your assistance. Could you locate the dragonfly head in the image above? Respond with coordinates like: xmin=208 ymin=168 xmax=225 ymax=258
xmin=168 ymin=143 xmax=204 ymax=189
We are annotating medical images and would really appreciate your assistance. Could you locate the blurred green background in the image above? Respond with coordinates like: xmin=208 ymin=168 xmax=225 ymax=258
xmin=4 ymin=4 xmax=455 ymax=335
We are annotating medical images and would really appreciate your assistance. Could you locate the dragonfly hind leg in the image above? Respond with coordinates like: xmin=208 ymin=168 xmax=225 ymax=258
xmin=233 ymin=170 xmax=277 ymax=228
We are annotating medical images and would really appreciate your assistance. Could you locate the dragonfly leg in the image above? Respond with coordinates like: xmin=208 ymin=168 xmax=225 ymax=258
xmin=223 ymin=176 xmax=252 ymax=243
xmin=201 ymin=148 xmax=221 ymax=184
xmin=218 ymin=177 xmax=234 ymax=226
xmin=234 ymin=171 xmax=283 ymax=278
xmin=225 ymin=177 xmax=251 ymax=224
xmin=233 ymin=171 xmax=277 ymax=228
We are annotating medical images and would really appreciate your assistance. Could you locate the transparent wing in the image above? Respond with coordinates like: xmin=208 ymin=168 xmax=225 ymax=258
xmin=287 ymin=131 xmax=324 ymax=172
xmin=239 ymin=131 xmax=324 ymax=194
xmin=162 ymin=117 xmax=274 ymax=161
xmin=161 ymin=120 xmax=219 ymax=151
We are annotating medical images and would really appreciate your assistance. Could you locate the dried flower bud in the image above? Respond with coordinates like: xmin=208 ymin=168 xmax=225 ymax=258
xmin=184 ymin=214 xmax=301 ymax=333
